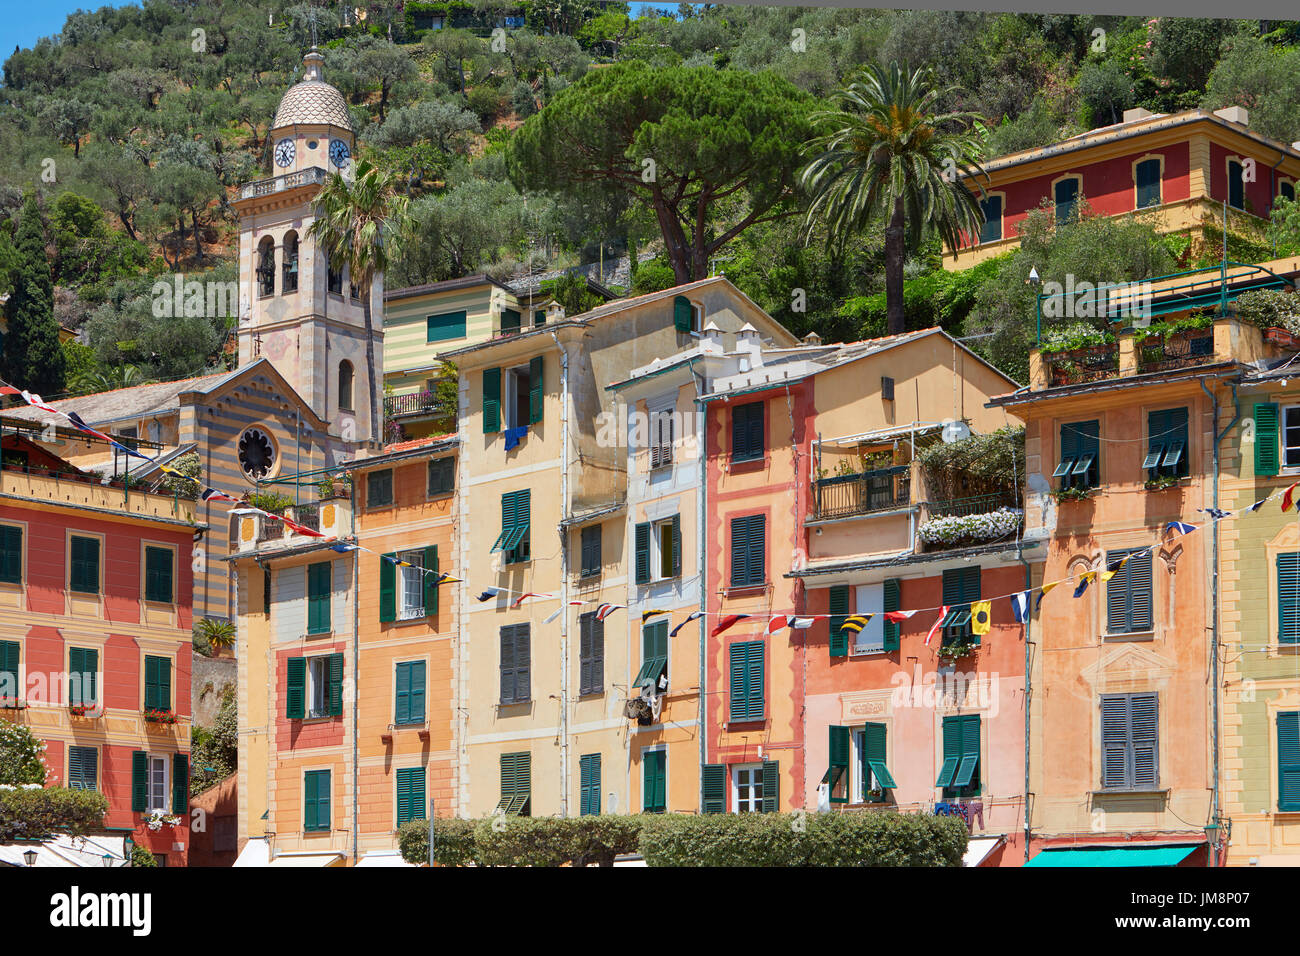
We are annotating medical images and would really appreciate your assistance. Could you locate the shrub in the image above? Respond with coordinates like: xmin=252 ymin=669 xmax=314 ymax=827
xmin=0 ymin=722 xmax=46 ymax=784
xmin=467 ymin=84 xmax=505 ymax=126
xmin=398 ymin=816 xmax=479 ymax=866
xmin=1234 ymin=289 xmax=1300 ymax=335
xmin=637 ymin=812 xmax=967 ymax=867
xmin=0 ymin=785 xmax=109 ymax=841
xmin=131 ymin=844 xmax=158 ymax=867
xmin=629 ymin=258 xmax=677 ymax=295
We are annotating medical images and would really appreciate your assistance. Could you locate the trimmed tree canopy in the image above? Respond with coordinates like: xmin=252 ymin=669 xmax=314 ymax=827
xmin=507 ymin=62 xmax=815 ymax=284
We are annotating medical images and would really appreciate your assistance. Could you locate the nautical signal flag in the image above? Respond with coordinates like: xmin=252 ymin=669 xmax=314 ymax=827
xmin=1101 ymin=552 xmax=1134 ymax=582
xmin=765 ymin=615 xmax=790 ymax=635
xmin=669 ymin=611 xmax=703 ymax=637
xmin=1073 ymin=571 xmax=1096 ymax=598
xmin=1011 ymin=591 xmax=1031 ymax=624
xmin=595 ymin=603 xmax=625 ymax=621
xmin=1165 ymin=521 xmax=1196 ymax=539
xmin=543 ymin=600 xmax=586 ymax=625
xmin=839 ymin=614 xmax=871 ymax=635
xmin=1037 ymin=580 xmax=1060 ymax=610
xmin=924 ymin=606 xmax=949 ymax=646
xmin=1199 ymin=507 xmax=1230 ymax=520
xmin=789 ymin=617 xmax=815 ymax=630
xmin=512 ymin=592 xmax=548 ymax=609
xmin=711 ymin=614 xmax=750 ymax=637
xmin=1246 ymin=498 xmax=1267 ymax=513
xmin=1285 ymin=481 xmax=1300 ymax=513
xmin=641 ymin=609 xmax=671 ymax=623
xmin=476 ymin=588 xmax=503 ymax=603
xmin=202 ymin=487 xmax=241 ymax=504
xmin=970 ymin=601 xmax=992 ymax=636
xmin=883 ymin=609 xmax=917 ymax=623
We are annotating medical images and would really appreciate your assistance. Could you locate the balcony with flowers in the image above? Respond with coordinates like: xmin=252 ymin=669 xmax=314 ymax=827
xmin=915 ymin=427 xmax=1024 ymax=554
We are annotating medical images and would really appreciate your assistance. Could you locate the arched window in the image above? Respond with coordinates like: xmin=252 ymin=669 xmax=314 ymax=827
xmin=339 ymin=361 xmax=354 ymax=412
xmin=282 ymin=231 xmax=299 ymax=294
xmin=256 ymin=236 xmax=275 ymax=298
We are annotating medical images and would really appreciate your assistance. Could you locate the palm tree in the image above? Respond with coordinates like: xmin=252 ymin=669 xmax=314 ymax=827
xmin=801 ymin=64 xmax=987 ymax=335
xmin=71 ymin=363 xmax=151 ymax=396
xmin=310 ymin=160 xmax=412 ymax=443
xmin=194 ymin=617 xmax=236 ymax=656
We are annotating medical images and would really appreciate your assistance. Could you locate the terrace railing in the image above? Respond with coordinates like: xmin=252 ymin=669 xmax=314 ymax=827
xmin=813 ymin=466 xmax=910 ymax=520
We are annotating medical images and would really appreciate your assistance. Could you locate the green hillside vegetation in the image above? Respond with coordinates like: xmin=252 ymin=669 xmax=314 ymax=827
xmin=3 ymin=5 xmax=1300 ymax=391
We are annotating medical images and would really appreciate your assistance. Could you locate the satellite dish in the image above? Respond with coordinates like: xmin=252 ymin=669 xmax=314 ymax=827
xmin=941 ymin=420 xmax=971 ymax=444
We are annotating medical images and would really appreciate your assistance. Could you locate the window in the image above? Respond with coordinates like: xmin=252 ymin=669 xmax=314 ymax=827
xmin=500 ymin=308 xmax=522 ymax=335
xmin=69 ymin=535 xmax=100 ymax=594
xmin=636 ymin=620 xmax=669 ymax=694
xmin=504 ymin=358 xmax=543 ymax=430
xmin=394 ymin=660 xmax=426 ymax=725
xmin=1054 ymin=176 xmax=1080 ymax=222
xmin=728 ymin=641 xmax=764 ymax=721
xmin=427 ymin=457 xmax=454 ymax=496
xmin=304 ymin=770 xmax=331 ymax=831
xmin=499 ymin=624 xmax=530 ymax=704
xmin=282 ymin=231 xmax=299 ymax=293
xmin=68 ymin=647 xmax=98 ymax=707
xmin=426 ymin=310 xmax=467 ymax=343
xmin=67 ymin=746 xmax=97 ymax=791
xmin=308 ymin=656 xmax=332 ymax=717
xmin=672 ymin=295 xmax=698 ymax=334
xmin=257 ymin=236 xmax=275 ymax=297
xmin=857 ymin=723 xmax=896 ymax=799
xmin=264 ymin=567 xmax=272 ymax=617
xmin=396 ymin=549 xmax=425 ymax=621
xmin=881 ymin=376 xmax=895 ymax=402
xmin=1281 ymin=181 xmax=1297 ymax=203
xmin=307 ymin=561 xmax=332 ymax=634
xmin=1228 ymin=159 xmax=1245 ymax=210
xmin=327 ymin=258 xmax=343 ymax=295
xmin=497 ymin=752 xmax=530 ymax=815
xmin=144 ymin=546 xmax=174 ymax=603
xmin=287 ymin=653 xmax=342 ymax=719
xmin=367 ymin=469 xmax=393 ymax=508
xmin=853 ymin=583 xmax=889 ymax=655
xmin=1106 ymin=548 xmax=1154 ymax=634
xmin=1281 ymin=405 xmax=1300 ymax=471
xmin=978 ymin=195 xmax=1003 ymax=243
xmin=733 ymin=765 xmax=764 ymax=813
xmin=147 ymin=755 xmax=169 ymax=811
xmin=822 ymin=725 xmax=850 ymax=804
xmin=338 ymin=361 xmax=354 ymax=412
xmin=729 ymin=513 xmax=765 ymax=588
xmin=643 ymin=750 xmax=666 ymax=813
xmin=1278 ymin=553 xmax=1300 ymax=644
xmin=940 ymin=566 xmax=981 ymax=645
xmin=534 ymin=309 xmax=546 ymax=327
xmin=492 ymin=490 xmax=531 ymax=564
xmin=936 ymin=714 xmax=981 ymax=798
xmin=1278 ymin=712 xmax=1300 ymax=811
xmin=1100 ymin=693 xmax=1158 ymax=791
xmin=396 ymin=767 xmax=426 ymax=825
xmin=579 ymin=754 xmax=601 ymax=816
xmin=731 ymin=401 xmax=765 ymax=462
xmin=0 ymin=640 xmax=18 ymax=702
xmin=143 ymin=655 xmax=172 ymax=712
xmin=579 ymin=524 xmax=601 ymax=578
xmin=649 ymin=405 xmax=674 ymax=468
xmin=1055 ymin=420 xmax=1100 ymax=489
xmin=578 ymin=612 xmax=604 ymax=696
xmin=634 ymin=515 xmax=681 ymax=583
xmin=0 ymin=525 xmax=21 ymax=583
xmin=1135 ymin=158 xmax=1162 ymax=208
xmin=1143 ymin=407 xmax=1188 ymax=480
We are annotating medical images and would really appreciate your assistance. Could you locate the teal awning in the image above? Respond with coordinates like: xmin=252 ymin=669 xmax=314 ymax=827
xmin=1025 ymin=844 xmax=1199 ymax=867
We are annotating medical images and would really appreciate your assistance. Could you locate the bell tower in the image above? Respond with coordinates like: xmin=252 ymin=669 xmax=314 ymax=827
xmin=232 ymin=48 xmax=381 ymax=444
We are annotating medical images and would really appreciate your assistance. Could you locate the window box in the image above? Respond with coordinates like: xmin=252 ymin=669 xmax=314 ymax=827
xmin=1051 ymin=486 xmax=1094 ymax=503
xmin=68 ymin=703 xmax=96 ymax=718
xmin=0 ymin=698 xmax=25 ymax=710
xmin=1266 ymin=327 xmax=1300 ymax=350
xmin=143 ymin=708 xmax=177 ymax=725
xmin=937 ymin=640 xmax=979 ymax=664
xmin=1143 ymin=475 xmax=1186 ymax=492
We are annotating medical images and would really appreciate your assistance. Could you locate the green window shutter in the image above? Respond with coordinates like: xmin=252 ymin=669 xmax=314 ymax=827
xmin=396 ymin=768 xmax=426 ymax=825
xmin=1279 ymin=553 xmax=1300 ymax=644
xmin=144 ymin=654 xmax=158 ymax=710
xmin=952 ymin=715 xmax=981 ymax=788
xmin=69 ymin=746 xmax=97 ymax=791
xmin=634 ymin=522 xmax=651 ymax=585
xmin=828 ymin=725 xmax=849 ymax=803
xmin=0 ymin=640 xmax=19 ymax=700
xmin=70 ymin=536 xmax=100 ymax=594
xmin=145 ymin=546 xmax=173 ymax=603
xmin=304 ymin=771 xmax=318 ymax=830
xmin=882 ymin=578 xmax=901 ymax=650
xmin=673 ymin=295 xmax=692 ymax=333
xmin=528 ymin=355 xmax=544 ymax=424
xmin=423 ymin=545 xmax=439 ymax=618
xmin=0 ymin=525 xmax=21 ymax=583
xmin=516 ymin=752 xmax=531 ymax=814
xmin=1130 ymin=693 xmax=1158 ymax=789
xmin=426 ymin=310 xmax=467 ymax=343
xmin=68 ymin=745 xmax=83 ymax=790
xmin=936 ymin=716 xmax=961 ymax=787
xmin=482 ymin=367 xmax=501 ymax=434
xmin=670 ymin=514 xmax=682 ymax=577
xmin=173 ymin=753 xmax=188 ymax=814
xmin=829 ymin=725 xmax=850 ymax=767
xmin=643 ymin=750 xmax=666 ymax=813
xmin=701 ymin=764 xmax=726 ymax=813
xmin=286 ymin=656 xmax=306 ymax=719
xmin=732 ymin=402 xmax=765 ymax=462
xmin=1256 ymin=403 xmax=1279 ymax=476
xmin=863 ymin=722 xmax=896 ymax=790
xmin=144 ymin=655 xmax=170 ymax=711
xmin=534 ymin=309 xmax=546 ymax=327
xmin=131 ymin=751 xmax=148 ymax=811
xmin=307 ymin=562 xmax=331 ymax=634
xmin=410 ymin=660 xmax=425 ymax=723
xmin=305 ymin=770 xmax=331 ymax=831
xmin=501 ymin=308 xmax=521 ymax=333
xmin=328 ymin=652 xmax=344 ymax=716
xmin=69 ymin=647 xmax=97 ymax=706
xmin=379 ymin=553 xmax=397 ymax=623
xmin=728 ymin=641 xmax=759 ymax=721
xmin=828 ymin=585 xmax=850 ymax=658
xmin=395 ymin=662 xmax=411 ymax=725
xmin=761 ymin=759 xmax=780 ymax=812
xmin=1279 ymin=712 xmax=1300 ymax=811
xmin=579 ymin=754 xmax=601 ymax=816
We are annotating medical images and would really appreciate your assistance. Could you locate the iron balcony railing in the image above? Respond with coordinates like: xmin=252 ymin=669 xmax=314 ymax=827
xmin=257 ymin=514 xmax=284 ymax=543
xmin=239 ymin=166 xmax=329 ymax=201
xmin=813 ymin=466 xmax=910 ymax=520
xmin=291 ymin=503 xmax=320 ymax=533
xmin=920 ymin=491 xmax=1022 ymax=523
xmin=1046 ymin=344 xmax=1119 ymax=386
xmin=383 ymin=392 xmax=444 ymax=419
xmin=1137 ymin=332 xmax=1215 ymax=374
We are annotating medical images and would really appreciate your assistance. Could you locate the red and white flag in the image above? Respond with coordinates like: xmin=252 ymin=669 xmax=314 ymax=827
xmin=883 ymin=610 xmax=917 ymax=623
xmin=924 ymin=606 xmax=950 ymax=647
xmin=764 ymin=614 xmax=789 ymax=635
xmin=511 ymin=592 xmax=549 ymax=609
xmin=1284 ymin=481 xmax=1300 ymax=513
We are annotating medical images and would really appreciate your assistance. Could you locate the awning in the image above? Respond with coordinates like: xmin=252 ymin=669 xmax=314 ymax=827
xmin=963 ymin=837 xmax=1004 ymax=867
xmin=0 ymin=836 xmax=129 ymax=868
xmin=267 ymin=852 xmax=345 ymax=867
xmin=1025 ymin=844 xmax=1199 ymax=867
xmin=356 ymin=853 xmax=414 ymax=868
xmin=232 ymin=838 xmax=270 ymax=867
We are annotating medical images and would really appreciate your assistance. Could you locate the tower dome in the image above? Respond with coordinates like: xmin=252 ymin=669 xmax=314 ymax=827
xmin=271 ymin=48 xmax=352 ymax=132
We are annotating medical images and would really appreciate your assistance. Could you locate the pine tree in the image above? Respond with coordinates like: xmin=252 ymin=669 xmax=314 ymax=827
xmin=1 ymin=196 xmax=65 ymax=396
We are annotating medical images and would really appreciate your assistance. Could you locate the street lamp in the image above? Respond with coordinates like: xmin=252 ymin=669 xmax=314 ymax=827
xmin=124 ymin=834 xmax=134 ymax=867
xmin=22 ymin=849 xmax=37 ymax=867
xmin=101 ymin=853 xmax=114 ymax=868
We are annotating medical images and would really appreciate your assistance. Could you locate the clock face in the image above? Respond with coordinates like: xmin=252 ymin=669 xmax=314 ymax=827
xmin=329 ymin=139 xmax=351 ymax=169
xmin=274 ymin=138 xmax=295 ymax=168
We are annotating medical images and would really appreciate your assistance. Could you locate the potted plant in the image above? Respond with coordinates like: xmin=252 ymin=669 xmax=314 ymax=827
xmin=865 ymin=787 xmax=886 ymax=804
xmin=938 ymin=639 xmax=978 ymax=663
xmin=68 ymin=703 xmax=93 ymax=718
xmin=1051 ymin=485 xmax=1094 ymax=503
xmin=142 ymin=809 xmax=182 ymax=831
xmin=1144 ymin=474 xmax=1182 ymax=492
xmin=143 ymin=707 xmax=177 ymax=725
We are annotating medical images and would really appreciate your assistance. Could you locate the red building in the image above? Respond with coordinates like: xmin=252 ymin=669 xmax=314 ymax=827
xmin=0 ymin=425 xmax=199 ymax=866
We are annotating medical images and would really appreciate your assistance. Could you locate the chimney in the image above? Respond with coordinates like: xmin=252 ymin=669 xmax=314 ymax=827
xmin=700 ymin=320 xmax=723 ymax=348
xmin=548 ymin=302 xmax=565 ymax=322
xmin=735 ymin=322 xmax=764 ymax=369
xmin=1122 ymin=107 xmax=1153 ymax=124
xmin=1214 ymin=105 xmax=1249 ymax=127
xmin=802 ymin=331 xmax=822 ymax=346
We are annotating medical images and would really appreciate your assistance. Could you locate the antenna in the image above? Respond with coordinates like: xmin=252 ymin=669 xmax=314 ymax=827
xmin=940 ymin=420 xmax=971 ymax=444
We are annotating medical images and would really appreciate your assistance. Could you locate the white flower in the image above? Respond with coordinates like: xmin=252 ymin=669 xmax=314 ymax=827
xmin=919 ymin=508 xmax=1024 ymax=545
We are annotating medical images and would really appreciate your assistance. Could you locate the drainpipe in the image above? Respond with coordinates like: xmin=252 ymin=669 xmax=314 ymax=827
xmin=1200 ymin=376 xmax=1239 ymax=867
xmin=552 ymin=332 xmax=571 ymax=816
xmin=1018 ymin=546 xmax=1032 ymax=862
xmin=689 ymin=359 xmax=707 ymax=812
xmin=350 ymin=470 xmax=360 ymax=865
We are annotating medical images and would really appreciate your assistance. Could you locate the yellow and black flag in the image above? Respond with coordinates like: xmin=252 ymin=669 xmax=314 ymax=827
xmin=839 ymin=614 xmax=872 ymax=635
xmin=971 ymin=601 xmax=992 ymax=636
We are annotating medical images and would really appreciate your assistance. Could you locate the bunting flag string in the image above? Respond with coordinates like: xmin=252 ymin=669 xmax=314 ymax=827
xmin=669 ymin=610 xmax=703 ymax=636
xmin=923 ymin=607 xmax=949 ymax=646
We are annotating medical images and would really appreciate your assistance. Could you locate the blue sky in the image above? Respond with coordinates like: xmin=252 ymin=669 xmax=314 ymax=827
xmin=3 ymin=2 xmax=129 ymax=54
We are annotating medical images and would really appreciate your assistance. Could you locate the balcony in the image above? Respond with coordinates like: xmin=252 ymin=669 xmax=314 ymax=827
xmin=1045 ymin=343 xmax=1119 ymax=387
xmin=237 ymin=166 xmax=329 ymax=201
xmin=1136 ymin=329 xmax=1215 ymax=373
xmin=236 ymin=498 xmax=352 ymax=553
xmin=918 ymin=492 xmax=1023 ymax=552
xmin=813 ymin=466 xmax=910 ymax=520
xmin=0 ymin=464 xmax=198 ymax=523
xmin=383 ymin=391 xmax=445 ymax=420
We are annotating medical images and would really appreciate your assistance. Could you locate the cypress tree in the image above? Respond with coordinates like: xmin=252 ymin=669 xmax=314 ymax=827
xmin=1 ymin=196 xmax=65 ymax=395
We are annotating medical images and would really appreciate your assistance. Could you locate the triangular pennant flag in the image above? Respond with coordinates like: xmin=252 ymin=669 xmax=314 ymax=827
xmin=434 ymin=572 xmax=461 ymax=586
xmin=1247 ymin=498 xmax=1267 ymax=513
xmin=970 ymin=601 xmax=992 ymax=636
xmin=669 ymin=610 xmax=703 ymax=637
xmin=883 ymin=609 xmax=917 ymax=623
xmin=1036 ymin=581 xmax=1060 ymax=611
xmin=765 ymin=614 xmax=790 ymax=635
xmin=476 ymin=588 xmax=503 ymax=603
xmin=328 ymin=542 xmax=357 ymax=553
xmin=543 ymin=606 xmax=564 ymax=625
xmin=595 ymin=603 xmax=625 ymax=621
xmin=1011 ymin=591 xmax=1030 ymax=624
xmin=1165 ymin=521 xmax=1197 ymax=539
xmin=1073 ymin=571 xmax=1096 ymax=598
xmin=839 ymin=614 xmax=871 ymax=635
xmin=511 ymin=592 xmax=547 ymax=609
xmin=1284 ymin=481 xmax=1300 ymax=513
xmin=924 ymin=607 xmax=949 ymax=647
xmin=789 ymin=617 xmax=815 ymax=629
xmin=1100 ymin=552 xmax=1134 ymax=583
xmin=641 ymin=609 xmax=671 ymax=623
xmin=710 ymin=614 xmax=750 ymax=637
xmin=201 ymin=487 xmax=241 ymax=504
xmin=18 ymin=389 xmax=57 ymax=414
xmin=1199 ymin=507 xmax=1230 ymax=520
